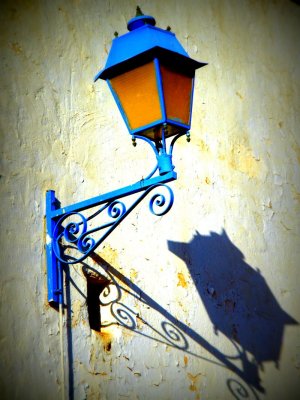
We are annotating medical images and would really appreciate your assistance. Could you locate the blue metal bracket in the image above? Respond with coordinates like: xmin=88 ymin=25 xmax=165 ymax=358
xmin=45 ymin=130 xmax=189 ymax=307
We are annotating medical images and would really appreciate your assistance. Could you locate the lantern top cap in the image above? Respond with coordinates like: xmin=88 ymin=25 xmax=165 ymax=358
xmin=127 ymin=6 xmax=156 ymax=31
xmin=94 ymin=10 xmax=206 ymax=82
xmin=127 ymin=15 xmax=156 ymax=31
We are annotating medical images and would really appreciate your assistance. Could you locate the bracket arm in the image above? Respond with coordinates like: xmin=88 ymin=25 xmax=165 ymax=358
xmin=45 ymin=171 xmax=177 ymax=307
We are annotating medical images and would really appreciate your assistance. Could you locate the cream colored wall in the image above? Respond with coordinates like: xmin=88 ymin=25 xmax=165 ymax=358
xmin=0 ymin=1 xmax=299 ymax=399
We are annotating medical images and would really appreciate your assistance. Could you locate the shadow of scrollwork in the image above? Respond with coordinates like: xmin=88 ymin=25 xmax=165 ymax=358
xmin=85 ymin=253 xmax=264 ymax=394
xmin=227 ymin=379 xmax=260 ymax=400
xmin=64 ymin=229 xmax=298 ymax=399
xmin=81 ymin=262 xmax=189 ymax=351
xmin=168 ymin=230 xmax=298 ymax=396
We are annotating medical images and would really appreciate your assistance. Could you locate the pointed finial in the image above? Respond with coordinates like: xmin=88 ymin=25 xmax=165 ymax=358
xmin=136 ymin=6 xmax=144 ymax=17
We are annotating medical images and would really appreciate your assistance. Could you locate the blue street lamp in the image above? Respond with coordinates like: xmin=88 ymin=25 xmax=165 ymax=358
xmin=45 ymin=8 xmax=206 ymax=307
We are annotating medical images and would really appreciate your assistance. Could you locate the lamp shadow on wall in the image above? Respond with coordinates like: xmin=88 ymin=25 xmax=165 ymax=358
xmin=65 ymin=229 xmax=297 ymax=399
xmin=168 ymin=229 xmax=298 ymax=396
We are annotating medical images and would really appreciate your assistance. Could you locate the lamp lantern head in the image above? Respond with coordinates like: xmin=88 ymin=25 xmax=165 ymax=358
xmin=94 ymin=9 xmax=206 ymax=142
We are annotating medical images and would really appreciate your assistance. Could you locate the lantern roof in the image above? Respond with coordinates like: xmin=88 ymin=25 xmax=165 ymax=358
xmin=94 ymin=14 xmax=206 ymax=81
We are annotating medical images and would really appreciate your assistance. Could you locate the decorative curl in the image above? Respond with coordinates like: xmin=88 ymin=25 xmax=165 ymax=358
xmin=161 ymin=321 xmax=188 ymax=350
xmin=64 ymin=222 xmax=83 ymax=243
xmin=227 ymin=379 xmax=259 ymax=400
xmin=148 ymin=185 xmax=174 ymax=216
xmin=63 ymin=213 xmax=87 ymax=243
xmin=51 ymin=184 xmax=173 ymax=265
xmin=99 ymin=283 xmax=121 ymax=306
xmin=53 ymin=212 xmax=88 ymax=261
xmin=107 ymin=200 xmax=126 ymax=219
xmin=51 ymin=199 xmax=128 ymax=264
xmin=77 ymin=234 xmax=96 ymax=253
xmin=111 ymin=303 xmax=136 ymax=330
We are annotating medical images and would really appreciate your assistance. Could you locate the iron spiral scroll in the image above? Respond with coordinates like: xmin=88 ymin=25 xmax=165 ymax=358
xmin=95 ymin=270 xmax=189 ymax=350
xmin=52 ymin=183 xmax=174 ymax=264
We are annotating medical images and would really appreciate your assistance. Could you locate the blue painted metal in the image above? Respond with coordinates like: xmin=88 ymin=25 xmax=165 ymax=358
xmin=154 ymin=58 xmax=167 ymax=122
xmin=46 ymin=190 xmax=62 ymax=306
xmin=51 ymin=180 xmax=175 ymax=265
xmin=94 ymin=12 xmax=206 ymax=139
xmin=46 ymin=173 xmax=177 ymax=306
xmin=127 ymin=14 xmax=156 ymax=31
xmin=50 ymin=171 xmax=175 ymax=220
xmin=94 ymin=16 xmax=205 ymax=81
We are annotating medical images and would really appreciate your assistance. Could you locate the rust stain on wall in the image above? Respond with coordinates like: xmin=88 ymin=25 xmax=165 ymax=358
xmin=198 ymin=138 xmax=210 ymax=153
xmin=187 ymin=372 xmax=201 ymax=393
xmin=95 ymin=331 xmax=113 ymax=353
xmin=219 ymin=143 xmax=261 ymax=179
xmin=184 ymin=355 xmax=189 ymax=366
xmin=99 ymin=244 xmax=120 ymax=269
xmin=177 ymin=272 xmax=188 ymax=288
xmin=136 ymin=314 xmax=146 ymax=330
xmin=10 ymin=42 xmax=23 ymax=54
xmin=130 ymin=268 xmax=138 ymax=281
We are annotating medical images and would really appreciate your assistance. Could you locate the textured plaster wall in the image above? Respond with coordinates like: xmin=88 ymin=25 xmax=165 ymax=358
xmin=0 ymin=0 xmax=299 ymax=399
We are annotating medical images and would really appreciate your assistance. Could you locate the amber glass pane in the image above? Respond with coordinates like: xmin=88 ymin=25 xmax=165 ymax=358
xmin=110 ymin=62 xmax=162 ymax=130
xmin=160 ymin=64 xmax=192 ymax=126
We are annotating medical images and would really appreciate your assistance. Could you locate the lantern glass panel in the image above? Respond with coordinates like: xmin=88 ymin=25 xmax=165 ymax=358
xmin=110 ymin=61 xmax=162 ymax=131
xmin=160 ymin=64 xmax=193 ymax=126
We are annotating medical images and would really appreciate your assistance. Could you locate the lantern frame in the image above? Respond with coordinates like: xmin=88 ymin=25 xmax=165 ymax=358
xmin=94 ymin=14 xmax=206 ymax=141
xmin=106 ymin=58 xmax=195 ymax=141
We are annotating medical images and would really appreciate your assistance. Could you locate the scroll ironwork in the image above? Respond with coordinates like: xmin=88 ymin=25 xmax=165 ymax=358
xmin=45 ymin=129 xmax=190 ymax=306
